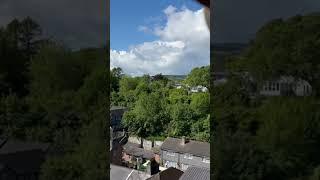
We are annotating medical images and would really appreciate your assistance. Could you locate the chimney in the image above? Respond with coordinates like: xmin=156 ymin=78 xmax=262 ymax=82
xmin=181 ymin=136 xmax=186 ymax=145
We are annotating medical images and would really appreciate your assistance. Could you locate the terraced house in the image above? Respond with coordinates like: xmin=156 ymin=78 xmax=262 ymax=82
xmin=160 ymin=137 xmax=210 ymax=171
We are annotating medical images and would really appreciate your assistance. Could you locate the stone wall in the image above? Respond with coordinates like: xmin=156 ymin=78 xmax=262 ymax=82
xmin=143 ymin=140 xmax=153 ymax=150
xmin=128 ymin=136 xmax=142 ymax=146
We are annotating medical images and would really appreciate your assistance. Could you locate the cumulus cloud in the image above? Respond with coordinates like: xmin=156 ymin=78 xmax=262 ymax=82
xmin=111 ymin=6 xmax=210 ymax=76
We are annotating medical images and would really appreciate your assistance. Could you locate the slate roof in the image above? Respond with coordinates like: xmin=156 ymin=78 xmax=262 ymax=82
xmin=0 ymin=140 xmax=49 ymax=154
xmin=160 ymin=138 xmax=210 ymax=157
xmin=0 ymin=139 xmax=50 ymax=174
xmin=0 ymin=149 xmax=47 ymax=174
xmin=179 ymin=166 xmax=210 ymax=180
xmin=110 ymin=164 xmax=151 ymax=180
xmin=147 ymin=167 xmax=184 ymax=180
xmin=123 ymin=142 xmax=155 ymax=159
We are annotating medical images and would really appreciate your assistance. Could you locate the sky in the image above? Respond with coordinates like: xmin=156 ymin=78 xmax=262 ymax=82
xmin=213 ymin=0 xmax=320 ymax=43
xmin=110 ymin=0 xmax=210 ymax=76
xmin=0 ymin=0 xmax=107 ymax=49
xmin=0 ymin=0 xmax=319 ymax=64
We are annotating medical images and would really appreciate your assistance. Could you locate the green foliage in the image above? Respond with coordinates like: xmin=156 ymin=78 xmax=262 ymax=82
xmin=0 ymin=17 xmax=42 ymax=96
xmin=114 ymin=66 xmax=210 ymax=142
xmin=229 ymin=14 xmax=320 ymax=95
xmin=213 ymin=13 xmax=320 ymax=180
xmin=256 ymin=98 xmax=320 ymax=177
xmin=110 ymin=67 xmax=123 ymax=92
xmin=309 ymin=166 xmax=320 ymax=180
xmin=0 ymin=17 xmax=108 ymax=180
xmin=190 ymin=92 xmax=209 ymax=116
xmin=123 ymin=92 xmax=170 ymax=138
xmin=184 ymin=66 xmax=209 ymax=87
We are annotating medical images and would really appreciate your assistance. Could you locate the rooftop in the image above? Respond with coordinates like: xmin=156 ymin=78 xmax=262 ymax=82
xmin=110 ymin=164 xmax=150 ymax=180
xmin=0 ymin=139 xmax=50 ymax=174
xmin=179 ymin=166 xmax=210 ymax=180
xmin=147 ymin=167 xmax=183 ymax=180
xmin=160 ymin=138 xmax=210 ymax=157
xmin=0 ymin=139 xmax=49 ymax=155
xmin=123 ymin=142 xmax=155 ymax=159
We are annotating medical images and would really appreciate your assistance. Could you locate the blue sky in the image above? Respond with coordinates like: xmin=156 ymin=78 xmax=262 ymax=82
xmin=111 ymin=0 xmax=202 ymax=50
xmin=110 ymin=0 xmax=209 ymax=76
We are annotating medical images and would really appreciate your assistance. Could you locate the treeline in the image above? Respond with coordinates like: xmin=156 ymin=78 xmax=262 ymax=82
xmin=111 ymin=67 xmax=210 ymax=142
xmin=213 ymin=14 xmax=320 ymax=180
xmin=0 ymin=18 xmax=107 ymax=179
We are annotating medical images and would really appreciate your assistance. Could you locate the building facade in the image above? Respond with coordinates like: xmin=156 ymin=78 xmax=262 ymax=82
xmin=160 ymin=137 xmax=210 ymax=171
xmin=260 ymin=76 xmax=312 ymax=96
xmin=110 ymin=106 xmax=127 ymax=130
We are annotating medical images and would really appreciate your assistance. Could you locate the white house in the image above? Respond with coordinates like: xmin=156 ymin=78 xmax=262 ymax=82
xmin=190 ymin=85 xmax=208 ymax=93
xmin=260 ymin=76 xmax=312 ymax=96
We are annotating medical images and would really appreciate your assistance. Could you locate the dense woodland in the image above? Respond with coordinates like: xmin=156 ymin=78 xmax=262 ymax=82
xmin=111 ymin=66 xmax=210 ymax=142
xmin=212 ymin=14 xmax=320 ymax=180
xmin=0 ymin=17 xmax=107 ymax=180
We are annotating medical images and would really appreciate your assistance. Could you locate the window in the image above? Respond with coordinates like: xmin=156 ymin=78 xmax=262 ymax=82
xmin=272 ymin=83 xmax=276 ymax=91
xmin=165 ymin=161 xmax=177 ymax=168
xmin=269 ymin=82 xmax=272 ymax=90
xmin=181 ymin=163 xmax=189 ymax=171
xmin=166 ymin=151 xmax=175 ymax=156
xmin=277 ymin=83 xmax=279 ymax=91
xmin=184 ymin=153 xmax=193 ymax=159
xmin=202 ymin=157 xmax=210 ymax=163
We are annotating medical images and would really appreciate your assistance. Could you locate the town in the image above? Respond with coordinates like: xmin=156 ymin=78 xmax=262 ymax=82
xmin=109 ymin=70 xmax=211 ymax=179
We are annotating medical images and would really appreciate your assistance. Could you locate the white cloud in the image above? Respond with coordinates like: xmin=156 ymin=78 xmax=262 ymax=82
xmin=111 ymin=6 xmax=210 ymax=76
xmin=137 ymin=25 xmax=150 ymax=33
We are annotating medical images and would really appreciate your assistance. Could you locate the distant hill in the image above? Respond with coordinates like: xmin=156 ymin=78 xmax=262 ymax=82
xmin=163 ymin=75 xmax=187 ymax=82
xmin=211 ymin=43 xmax=248 ymax=73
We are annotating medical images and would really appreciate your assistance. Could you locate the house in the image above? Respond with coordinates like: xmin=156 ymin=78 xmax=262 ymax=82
xmin=147 ymin=167 xmax=184 ymax=180
xmin=189 ymin=86 xmax=208 ymax=93
xmin=179 ymin=166 xmax=210 ymax=180
xmin=122 ymin=142 xmax=157 ymax=169
xmin=110 ymin=164 xmax=151 ymax=180
xmin=259 ymin=76 xmax=312 ymax=96
xmin=160 ymin=137 xmax=210 ymax=171
xmin=110 ymin=106 xmax=127 ymax=130
xmin=0 ymin=139 xmax=50 ymax=180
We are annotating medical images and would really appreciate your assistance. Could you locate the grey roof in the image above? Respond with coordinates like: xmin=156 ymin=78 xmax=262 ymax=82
xmin=123 ymin=142 xmax=155 ymax=159
xmin=0 ymin=140 xmax=49 ymax=154
xmin=160 ymin=138 xmax=210 ymax=157
xmin=0 ymin=139 xmax=50 ymax=174
xmin=110 ymin=164 xmax=134 ymax=180
xmin=147 ymin=167 xmax=183 ymax=180
xmin=0 ymin=149 xmax=47 ymax=174
xmin=110 ymin=164 xmax=150 ymax=180
xmin=179 ymin=166 xmax=210 ymax=180
xmin=110 ymin=106 xmax=127 ymax=111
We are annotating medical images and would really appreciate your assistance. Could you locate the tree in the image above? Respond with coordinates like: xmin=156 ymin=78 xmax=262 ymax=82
xmin=229 ymin=14 xmax=320 ymax=95
xmin=0 ymin=17 xmax=42 ymax=96
xmin=256 ymin=98 xmax=320 ymax=179
xmin=167 ymin=103 xmax=195 ymax=137
xmin=123 ymin=92 xmax=170 ymax=138
xmin=110 ymin=67 xmax=123 ymax=92
xmin=184 ymin=66 xmax=209 ymax=87
xmin=190 ymin=92 xmax=209 ymax=117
